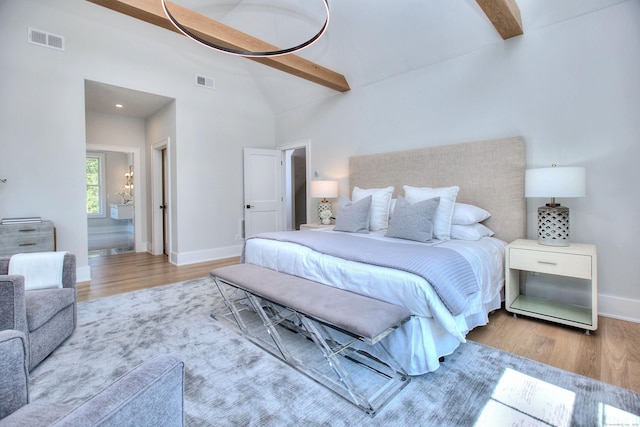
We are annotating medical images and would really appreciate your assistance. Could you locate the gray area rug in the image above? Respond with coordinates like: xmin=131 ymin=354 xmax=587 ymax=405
xmin=29 ymin=278 xmax=640 ymax=426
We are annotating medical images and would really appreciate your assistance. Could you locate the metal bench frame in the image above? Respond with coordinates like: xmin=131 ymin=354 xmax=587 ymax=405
xmin=211 ymin=275 xmax=411 ymax=416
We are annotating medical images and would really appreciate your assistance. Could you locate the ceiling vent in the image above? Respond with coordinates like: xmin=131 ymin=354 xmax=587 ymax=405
xmin=28 ymin=27 xmax=65 ymax=51
xmin=195 ymin=74 xmax=215 ymax=90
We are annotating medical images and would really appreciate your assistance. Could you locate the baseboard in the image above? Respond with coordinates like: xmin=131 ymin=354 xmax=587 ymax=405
xmin=173 ymin=244 xmax=243 ymax=267
xmin=76 ymin=265 xmax=92 ymax=283
xmin=598 ymin=293 xmax=640 ymax=323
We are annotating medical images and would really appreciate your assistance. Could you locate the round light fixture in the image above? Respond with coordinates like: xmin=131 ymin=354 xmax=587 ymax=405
xmin=161 ymin=0 xmax=330 ymax=58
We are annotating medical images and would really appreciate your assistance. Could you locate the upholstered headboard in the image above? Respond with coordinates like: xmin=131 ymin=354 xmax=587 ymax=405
xmin=349 ymin=136 xmax=526 ymax=244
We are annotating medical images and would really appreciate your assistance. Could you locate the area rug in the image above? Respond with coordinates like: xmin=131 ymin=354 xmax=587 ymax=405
xmin=29 ymin=278 xmax=640 ymax=426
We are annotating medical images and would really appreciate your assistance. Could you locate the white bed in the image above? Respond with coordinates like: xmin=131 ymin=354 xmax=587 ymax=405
xmin=244 ymin=136 xmax=526 ymax=375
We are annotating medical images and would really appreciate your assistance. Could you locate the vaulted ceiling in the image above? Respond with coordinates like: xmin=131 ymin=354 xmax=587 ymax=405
xmin=88 ymin=0 xmax=524 ymax=93
xmin=83 ymin=0 xmax=627 ymax=115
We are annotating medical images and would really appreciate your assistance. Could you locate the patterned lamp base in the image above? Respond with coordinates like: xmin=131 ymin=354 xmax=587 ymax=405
xmin=317 ymin=200 xmax=332 ymax=222
xmin=537 ymin=205 xmax=570 ymax=246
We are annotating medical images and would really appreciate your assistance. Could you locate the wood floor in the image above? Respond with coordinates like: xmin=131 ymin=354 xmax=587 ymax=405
xmin=79 ymin=252 xmax=640 ymax=394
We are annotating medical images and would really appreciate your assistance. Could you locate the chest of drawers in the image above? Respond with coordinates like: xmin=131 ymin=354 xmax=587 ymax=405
xmin=0 ymin=221 xmax=55 ymax=256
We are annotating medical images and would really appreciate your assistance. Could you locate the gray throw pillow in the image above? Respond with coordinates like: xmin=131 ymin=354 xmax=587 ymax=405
xmin=334 ymin=195 xmax=372 ymax=233
xmin=385 ymin=196 xmax=440 ymax=242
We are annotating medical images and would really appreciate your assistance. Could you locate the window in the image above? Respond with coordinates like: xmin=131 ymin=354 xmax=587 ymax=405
xmin=86 ymin=152 xmax=106 ymax=217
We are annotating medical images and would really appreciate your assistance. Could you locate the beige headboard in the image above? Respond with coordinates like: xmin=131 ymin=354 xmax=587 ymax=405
xmin=349 ymin=136 xmax=526 ymax=244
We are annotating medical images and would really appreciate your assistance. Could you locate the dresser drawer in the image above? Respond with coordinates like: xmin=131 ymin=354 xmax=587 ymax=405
xmin=0 ymin=221 xmax=55 ymax=256
xmin=509 ymin=248 xmax=592 ymax=279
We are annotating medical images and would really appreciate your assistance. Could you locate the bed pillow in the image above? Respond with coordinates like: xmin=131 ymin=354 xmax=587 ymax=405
xmin=385 ymin=196 xmax=440 ymax=242
xmin=450 ymin=223 xmax=495 ymax=240
xmin=334 ymin=195 xmax=372 ymax=233
xmin=403 ymin=185 xmax=459 ymax=240
xmin=452 ymin=203 xmax=491 ymax=225
xmin=352 ymin=186 xmax=394 ymax=232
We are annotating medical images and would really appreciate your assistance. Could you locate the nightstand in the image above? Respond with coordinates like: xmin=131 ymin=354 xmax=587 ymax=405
xmin=299 ymin=223 xmax=334 ymax=230
xmin=505 ymin=239 xmax=597 ymax=333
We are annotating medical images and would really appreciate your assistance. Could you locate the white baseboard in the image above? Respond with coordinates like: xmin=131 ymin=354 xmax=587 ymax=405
xmin=173 ymin=244 xmax=243 ymax=267
xmin=76 ymin=265 xmax=92 ymax=283
xmin=598 ymin=293 xmax=640 ymax=323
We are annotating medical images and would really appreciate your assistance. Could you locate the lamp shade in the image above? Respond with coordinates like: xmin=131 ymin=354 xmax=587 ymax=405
xmin=525 ymin=167 xmax=586 ymax=198
xmin=310 ymin=180 xmax=338 ymax=199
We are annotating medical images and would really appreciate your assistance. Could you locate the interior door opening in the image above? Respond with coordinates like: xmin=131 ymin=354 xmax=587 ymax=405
xmin=284 ymin=147 xmax=307 ymax=230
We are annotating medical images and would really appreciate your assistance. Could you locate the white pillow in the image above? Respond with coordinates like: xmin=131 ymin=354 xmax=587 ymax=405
xmin=352 ymin=186 xmax=394 ymax=231
xmin=452 ymin=203 xmax=491 ymax=225
xmin=450 ymin=223 xmax=495 ymax=240
xmin=403 ymin=185 xmax=459 ymax=240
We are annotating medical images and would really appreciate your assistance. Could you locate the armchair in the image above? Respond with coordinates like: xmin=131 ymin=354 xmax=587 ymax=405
xmin=0 ymin=253 xmax=76 ymax=370
xmin=0 ymin=330 xmax=185 ymax=426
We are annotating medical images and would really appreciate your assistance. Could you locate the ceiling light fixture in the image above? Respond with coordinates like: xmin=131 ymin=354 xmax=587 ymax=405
xmin=161 ymin=0 xmax=330 ymax=58
xmin=115 ymin=104 xmax=124 ymax=108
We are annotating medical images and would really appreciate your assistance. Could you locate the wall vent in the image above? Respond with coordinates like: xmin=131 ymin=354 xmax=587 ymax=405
xmin=195 ymin=74 xmax=215 ymax=90
xmin=28 ymin=27 xmax=65 ymax=51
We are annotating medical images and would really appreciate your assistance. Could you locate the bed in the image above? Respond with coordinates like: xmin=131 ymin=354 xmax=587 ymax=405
xmin=243 ymin=136 xmax=526 ymax=375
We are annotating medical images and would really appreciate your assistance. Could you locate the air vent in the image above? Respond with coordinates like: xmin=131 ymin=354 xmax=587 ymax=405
xmin=28 ymin=27 xmax=65 ymax=51
xmin=195 ymin=74 xmax=215 ymax=90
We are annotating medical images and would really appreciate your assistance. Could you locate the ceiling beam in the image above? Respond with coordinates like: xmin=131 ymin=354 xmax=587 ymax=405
xmin=476 ymin=0 xmax=523 ymax=40
xmin=86 ymin=0 xmax=351 ymax=92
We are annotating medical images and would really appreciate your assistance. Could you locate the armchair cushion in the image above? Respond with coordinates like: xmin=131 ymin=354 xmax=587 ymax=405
xmin=25 ymin=289 xmax=75 ymax=332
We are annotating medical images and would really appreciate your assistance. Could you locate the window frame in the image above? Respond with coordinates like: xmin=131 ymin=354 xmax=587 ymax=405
xmin=86 ymin=152 xmax=106 ymax=218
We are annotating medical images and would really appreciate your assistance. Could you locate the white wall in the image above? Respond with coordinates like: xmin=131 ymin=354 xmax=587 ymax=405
xmin=0 ymin=0 xmax=275 ymax=279
xmin=275 ymin=2 xmax=640 ymax=321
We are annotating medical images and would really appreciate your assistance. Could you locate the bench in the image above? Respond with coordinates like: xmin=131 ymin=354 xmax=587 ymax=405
xmin=210 ymin=263 xmax=412 ymax=416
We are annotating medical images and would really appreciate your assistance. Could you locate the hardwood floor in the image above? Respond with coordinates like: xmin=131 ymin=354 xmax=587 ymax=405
xmin=78 ymin=252 xmax=239 ymax=302
xmin=79 ymin=252 xmax=640 ymax=393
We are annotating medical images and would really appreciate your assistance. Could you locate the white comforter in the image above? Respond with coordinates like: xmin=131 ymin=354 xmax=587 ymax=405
xmin=244 ymin=229 xmax=506 ymax=375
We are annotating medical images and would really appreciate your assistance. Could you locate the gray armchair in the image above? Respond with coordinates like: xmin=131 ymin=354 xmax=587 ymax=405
xmin=0 ymin=330 xmax=185 ymax=426
xmin=0 ymin=253 xmax=76 ymax=370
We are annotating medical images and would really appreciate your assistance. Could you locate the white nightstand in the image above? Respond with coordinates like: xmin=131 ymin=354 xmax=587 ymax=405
xmin=505 ymin=239 xmax=598 ymax=333
xmin=299 ymin=223 xmax=334 ymax=230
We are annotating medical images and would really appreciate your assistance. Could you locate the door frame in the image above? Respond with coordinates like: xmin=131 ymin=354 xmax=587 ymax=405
xmin=278 ymin=139 xmax=311 ymax=226
xmin=86 ymin=143 xmax=143 ymax=252
xmin=151 ymin=138 xmax=172 ymax=257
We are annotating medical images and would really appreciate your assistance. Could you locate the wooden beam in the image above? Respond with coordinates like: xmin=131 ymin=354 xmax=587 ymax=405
xmin=86 ymin=0 xmax=350 ymax=92
xmin=476 ymin=0 xmax=523 ymax=40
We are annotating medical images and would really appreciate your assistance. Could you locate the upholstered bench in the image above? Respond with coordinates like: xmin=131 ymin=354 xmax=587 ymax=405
xmin=210 ymin=263 xmax=412 ymax=416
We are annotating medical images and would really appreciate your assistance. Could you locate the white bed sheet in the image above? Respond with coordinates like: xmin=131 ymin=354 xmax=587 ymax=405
xmin=243 ymin=229 xmax=507 ymax=375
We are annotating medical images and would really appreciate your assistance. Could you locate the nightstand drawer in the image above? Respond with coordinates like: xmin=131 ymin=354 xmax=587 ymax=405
xmin=509 ymin=248 xmax=592 ymax=279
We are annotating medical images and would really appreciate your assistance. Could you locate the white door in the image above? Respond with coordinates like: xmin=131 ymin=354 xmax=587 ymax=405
xmin=243 ymin=148 xmax=282 ymax=238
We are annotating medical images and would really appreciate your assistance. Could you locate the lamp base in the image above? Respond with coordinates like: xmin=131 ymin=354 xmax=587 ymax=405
xmin=317 ymin=199 xmax=332 ymax=222
xmin=537 ymin=204 xmax=570 ymax=246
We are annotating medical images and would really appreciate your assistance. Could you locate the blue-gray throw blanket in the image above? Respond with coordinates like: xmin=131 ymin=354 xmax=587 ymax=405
xmin=245 ymin=231 xmax=479 ymax=316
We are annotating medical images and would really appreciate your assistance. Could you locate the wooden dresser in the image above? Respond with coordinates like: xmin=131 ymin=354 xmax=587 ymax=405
xmin=0 ymin=220 xmax=55 ymax=256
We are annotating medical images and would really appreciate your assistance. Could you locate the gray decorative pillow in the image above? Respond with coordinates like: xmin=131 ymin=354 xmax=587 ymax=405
xmin=385 ymin=196 xmax=440 ymax=242
xmin=334 ymin=195 xmax=372 ymax=233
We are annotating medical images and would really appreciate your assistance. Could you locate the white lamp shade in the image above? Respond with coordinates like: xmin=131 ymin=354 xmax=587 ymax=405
xmin=525 ymin=167 xmax=586 ymax=198
xmin=310 ymin=180 xmax=338 ymax=199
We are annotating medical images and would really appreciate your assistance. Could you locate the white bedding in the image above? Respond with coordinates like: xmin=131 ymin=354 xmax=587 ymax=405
xmin=243 ymin=229 xmax=507 ymax=375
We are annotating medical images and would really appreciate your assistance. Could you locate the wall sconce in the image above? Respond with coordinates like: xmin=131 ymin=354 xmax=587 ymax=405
xmin=124 ymin=166 xmax=133 ymax=196
xmin=525 ymin=165 xmax=586 ymax=246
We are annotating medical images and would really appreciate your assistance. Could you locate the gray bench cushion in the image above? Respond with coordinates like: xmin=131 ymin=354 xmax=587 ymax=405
xmin=211 ymin=264 xmax=411 ymax=341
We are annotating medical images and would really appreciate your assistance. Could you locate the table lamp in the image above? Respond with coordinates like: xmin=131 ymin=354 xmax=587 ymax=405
xmin=310 ymin=180 xmax=338 ymax=223
xmin=525 ymin=165 xmax=586 ymax=246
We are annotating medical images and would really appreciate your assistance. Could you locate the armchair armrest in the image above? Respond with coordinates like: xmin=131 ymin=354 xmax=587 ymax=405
xmin=0 ymin=275 xmax=28 ymax=335
xmin=0 ymin=330 xmax=29 ymax=419
xmin=50 ymin=354 xmax=185 ymax=427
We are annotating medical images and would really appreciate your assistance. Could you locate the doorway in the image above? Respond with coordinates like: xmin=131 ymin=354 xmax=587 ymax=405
xmin=284 ymin=147 xmax=307 ymax=230
xmin=151 ymin=138 xmax=172 ymax=257
xmin=280 ymin=139 xmax=310 ymax=230
xmin=86 ymin=145 xmax=143 ymax=257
